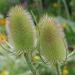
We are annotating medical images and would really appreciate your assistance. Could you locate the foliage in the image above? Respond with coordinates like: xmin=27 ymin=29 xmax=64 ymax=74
xmin=0 ymin=0 xmax=20 ymax=16
xmin=0 ymin=0 xmax=75 ymax=75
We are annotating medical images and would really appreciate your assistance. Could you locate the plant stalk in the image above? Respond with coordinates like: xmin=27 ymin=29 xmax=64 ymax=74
xmin=24 ymin=52 xmax=37 ymax=75
xmin=55 ymin=62 xmax=62 ymax=75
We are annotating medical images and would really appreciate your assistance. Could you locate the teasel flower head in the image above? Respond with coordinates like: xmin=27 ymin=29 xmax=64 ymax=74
xmin=38 ymin=15 xmax=67 ymax=64
xmin=6 ymin=6 xmax=36 ymax=55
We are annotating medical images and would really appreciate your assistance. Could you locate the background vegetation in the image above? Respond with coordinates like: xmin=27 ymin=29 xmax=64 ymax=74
xmin=0 ymin=0 xmax=75 ymax=75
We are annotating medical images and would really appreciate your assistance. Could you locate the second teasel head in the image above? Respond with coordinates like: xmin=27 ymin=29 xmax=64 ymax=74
xmin=38 ymin=15 xmax=67 ymax=64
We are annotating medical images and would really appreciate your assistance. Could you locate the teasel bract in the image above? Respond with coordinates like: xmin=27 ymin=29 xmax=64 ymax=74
xmin=38 ymin=15 xmax=67 ymax=64
xmin=6 ymin=6 xmax=36 ymax=55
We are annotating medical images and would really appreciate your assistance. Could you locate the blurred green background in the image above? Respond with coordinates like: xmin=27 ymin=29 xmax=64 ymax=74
xmin=0 ymin=0 xmax=75 ymax=75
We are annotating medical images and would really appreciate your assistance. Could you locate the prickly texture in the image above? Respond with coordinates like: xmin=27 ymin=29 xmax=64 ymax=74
xmin=6 ymin=6 xmax=36 ymax=53
xmin=38 ymin=15 xmax=66 ymax=64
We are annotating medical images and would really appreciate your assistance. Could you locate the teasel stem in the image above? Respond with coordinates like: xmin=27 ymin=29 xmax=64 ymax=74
xmin=24 ymin=52 xmax=37 ymax=75
xmin=55 ymin=62 xmax=62 ymax=75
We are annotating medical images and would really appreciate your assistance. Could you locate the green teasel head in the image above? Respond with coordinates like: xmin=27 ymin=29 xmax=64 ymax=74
xmin=6 ymin=6 xmax=37 ymax=54
xmin=38 ymin=15 xmax=67 ymax=64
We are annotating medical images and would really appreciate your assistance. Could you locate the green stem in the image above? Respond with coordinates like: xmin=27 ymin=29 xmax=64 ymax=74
xmin=55 ymin=62 xmax=62 ymax=75
xmin=24 ymin=52 xmax=37 ymax=75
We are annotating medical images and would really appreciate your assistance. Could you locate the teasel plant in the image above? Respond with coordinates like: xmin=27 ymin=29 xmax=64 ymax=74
xmin=0 ymin=5 xmax=75 ymax=75
xmin=36 ymin=15 xmax=75 ymax=75
xmin=0 ymin=5 xmax=37 ymax=75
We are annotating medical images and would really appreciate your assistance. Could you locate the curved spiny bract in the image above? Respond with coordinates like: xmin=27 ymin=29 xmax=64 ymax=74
xmin=6 ymin=6 xmax=36 ymax=55
xmin=38 ymin=15 xmax=67 ymax=64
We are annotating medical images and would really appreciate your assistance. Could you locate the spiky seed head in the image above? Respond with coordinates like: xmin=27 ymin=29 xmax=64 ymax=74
xmin=38 ymin=15 xmax=67 ymax=64
xmin=6 ymin=6 xmax=36 ymax=54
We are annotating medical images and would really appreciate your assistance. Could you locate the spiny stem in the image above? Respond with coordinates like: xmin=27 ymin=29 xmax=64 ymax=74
xmin=55 ymin=62 xmax=62 ymax=75
xmin=24 ymin=52 xmax=37 ymax=75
